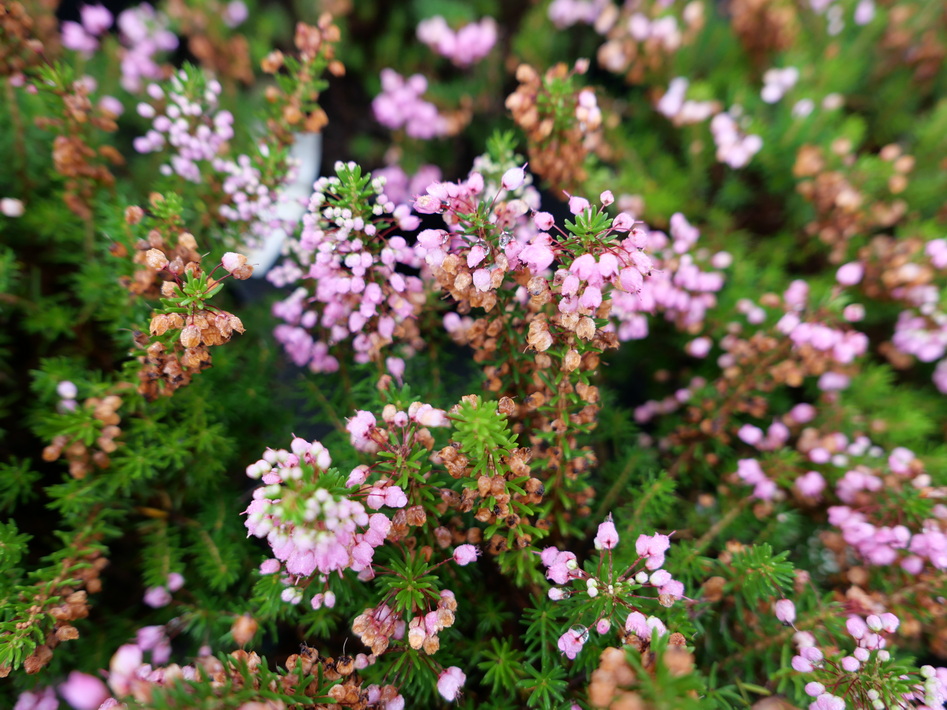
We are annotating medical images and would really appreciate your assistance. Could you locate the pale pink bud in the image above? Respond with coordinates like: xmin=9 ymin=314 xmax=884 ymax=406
xmin=835 ymin=261 xmax=864 ymax=286
xmin=453 ymin=544 xmax=479 ymax=566
xmin=436 ymin=666 xmax=466 ymax=701
xmin=533 ymin=211 xmax=555 ymax=230
xmin=501 ymin=166 xmax=526 ymax=191
xmin=774 ymin=599 xmax=796 ymax=625
xmin=60 ymin=671 xmax=110 ymax=710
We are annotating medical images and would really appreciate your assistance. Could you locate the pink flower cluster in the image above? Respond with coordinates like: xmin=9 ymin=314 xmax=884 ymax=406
xmin=610 ymin=212 xmax=729 ymax=341
xmin=416 ymin=16 xmax=497 ymax=67
xmin=734 ymin=458 xmax=777 ymax=501
xmin=117 ymin=4 xmax=179 ymax=92
xmin=269 ymin=163 xmax=425 ymax=372
xmin=134 ymin=72 xmax=234 ymax=183
xmin=547 ymin=0 xmax=611 ymax=28
xmin=345 ymin=402 xmax=449 ymax=455
xmin=243 ymin=437 xmax=399 ymax=602
xmin=142 ymin=572 xmax=185 ymax=608
xmin=372 ymin=69 xmax=450 ymax=140
xmin=541 ymin=521 xmax=682 ymax=660
xmin=761 ymin=67 xmax=799 ymax=103
xmin=656 ymin=78 xmax=718 ymax=126
xmin=710 ymin=110 xmax=763 ymax=169
xmin=61 ymin=4 xmax=113 ymax=56
xmin=786 ymin=608 xmax=946 ymax=710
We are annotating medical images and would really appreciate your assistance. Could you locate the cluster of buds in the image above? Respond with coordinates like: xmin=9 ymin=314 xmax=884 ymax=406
xmin=505 ymin=61 xmax=602 ymax=192
xmin=42 ymin=388 xmax=126 ymax=479
xmin=137 ymin=244 xmax=250 ymax=399
xmin=541 ymin=520 xmax=684 ymax=661
xmin=261 ymin=16 xmax=344 ymax=146
xmin=794 ymin=142 xmax=909 ymax=263
xmin=269 ymin=162 xmax=425 ymax=373
xmin=595 ymin=0 xmax=704 ymax=84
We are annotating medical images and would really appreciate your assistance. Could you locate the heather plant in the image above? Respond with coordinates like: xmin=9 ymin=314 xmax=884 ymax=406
xmin=3 ymin=0 xmax=947 ymax=709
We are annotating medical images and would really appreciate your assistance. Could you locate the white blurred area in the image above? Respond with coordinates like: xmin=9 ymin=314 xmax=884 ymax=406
xmin=247 ymin=131 xmax=322 ymax=277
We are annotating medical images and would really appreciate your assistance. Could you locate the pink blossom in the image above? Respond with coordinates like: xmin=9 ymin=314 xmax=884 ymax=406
xmin=795 ymin=471 xmax=826 ymax=498
xmin=594 ymin=519 xmax=619 ymax=549
xmin=143 ymin=586 xmax=171 ymax=608
xmin=14 ymin=687 xmax=58 ymax=710
xmin=534 ymin=211 xmax=555 ymax=231
xmin=436 ymin=666 xmax=466 ymax=701
xmin=810 ymin=694 xmax=845 ymax=710
xmin=62 ymin=21 xmax=99 ymax=54
xmin=567 ymin=194 xmax=590 ymax=215
xmin=836 ymin=261 xmax=864 ymax=286
xmin=501 ymin=166 xmax=526 ymax=191
xmin=80 ymin=5 xmax=113 ymax=35
xmin=557 ymin=627 xmax=588 ymax=659
xmin=347 ymin=410 xmax=378 ymax=451
xmin=774 ymin=599 xmax=796 ymax=625
xmin=453 ymin=544 xmax=480 ymax=566
xmin=804 ymin=682 xmax=825 ymax=697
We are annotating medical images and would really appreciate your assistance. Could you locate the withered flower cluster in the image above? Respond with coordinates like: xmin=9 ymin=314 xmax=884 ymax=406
xmin=261 ymin=15 xmax=345 ymax=146
xmin=120 ymin=198 xmax=251 ymax=399
xmin=34 ymin=78 xmax=123 ymax=219
xmin=794 ymin=142 xmax=910 ymax=263
xmin=505 ymin=62 xmax=603 ymax=193
xmin=164 ymin=0 xmax=254 ymax=84
xmin=0 ymin=536 xmax=107 ymax=678
xmin=42 ymin=391 xmax=127 ymax=479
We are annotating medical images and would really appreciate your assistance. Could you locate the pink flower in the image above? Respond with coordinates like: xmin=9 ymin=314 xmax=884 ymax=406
xmin=108 ymin=644 xmax=143 ymax=695
xmin=62 ymin=21 xmax=98 ymax=54
xmin=835 ymin=261 xmax=864 ymax=286
xmin=774 ymin=599 xmax=796 ymax=625
xmin=557 ymin=627 xmax=588 ymax=659
xmin=625 ymin=611 xmax=649 ymax=638
xmin=533 ymin=211 xmax=555 ymax=230
xmin=80 ymin=4 xmax=113 ymax=35
xmin=167 ymin=572 xmax=184 ymax=592
xmin=635 ymin=533 xmax=671 ymax=569
xmin=453 ymin=544 xmax=479 ymax=566
xmin=804 ymin=682 xmax=825 ymax=697
xmin=436 ymin=666 xmax=466 ymax=701
xmin=347 ymin=410 xmax=378 ymax=451
xmin=143 ymin=586 xmax=171 ymax=608
xmin=14 ymin=687 xmax=58 ymax=710
xmin=794 ymin=471 xmax=826 ymax=498
xmin=501 ymin=166 xmax=526 ymax=191
xmin=57 ymin=381 xmax=78 ymax=399
xmin=594 ymin=519 xmax=619 ymax=550
xmin=567 ymin=194 xmax=590 ymax=215
xmin=810 ymin=694 xmax=845 ymax=710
